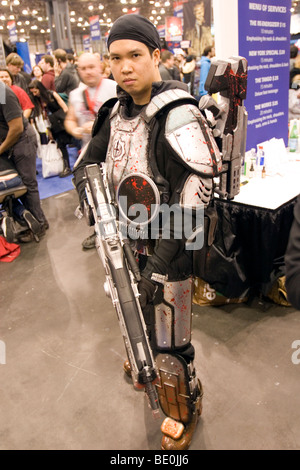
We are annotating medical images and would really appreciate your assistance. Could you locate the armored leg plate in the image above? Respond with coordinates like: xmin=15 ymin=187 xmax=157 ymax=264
xmin=155 ymin=353 xmax=201 ymax=424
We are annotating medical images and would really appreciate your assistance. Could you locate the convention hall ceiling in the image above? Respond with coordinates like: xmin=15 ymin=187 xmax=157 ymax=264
xmin=0 ymin=0 xmax=174 ymax=42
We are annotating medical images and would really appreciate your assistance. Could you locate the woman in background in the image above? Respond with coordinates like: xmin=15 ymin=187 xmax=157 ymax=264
xmin=28 ymin=79 xmax=73 ymax=177
xmin=0 ymin=67 xmax=34 ymax=119
xmin=31 ymin=65 xmax=43 ymax=81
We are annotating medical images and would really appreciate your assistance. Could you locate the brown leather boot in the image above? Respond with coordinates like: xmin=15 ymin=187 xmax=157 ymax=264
xmin=161 ymin=381 xmax=203 ymax=451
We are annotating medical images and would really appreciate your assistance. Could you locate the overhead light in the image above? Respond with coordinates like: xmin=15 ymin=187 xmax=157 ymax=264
xmin=13 ymin=0 xmax=20 ymax=5
xmin=1 ymin=1 xmax=8 ymax=5
xmin=22 ymin=9 xmax=29 ymax=15
xmin=88 ymin=5 xmax=93 ymax=10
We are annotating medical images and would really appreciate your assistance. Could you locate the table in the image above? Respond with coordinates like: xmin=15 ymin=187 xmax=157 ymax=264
xmin=195 ymin=160 xmax=300 ymax=298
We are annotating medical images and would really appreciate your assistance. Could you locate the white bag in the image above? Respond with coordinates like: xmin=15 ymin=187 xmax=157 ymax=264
xmin=35 ymin=114 xmax=48 ymax=133
xmin=42 ymin=140 xmax=64 ymax=178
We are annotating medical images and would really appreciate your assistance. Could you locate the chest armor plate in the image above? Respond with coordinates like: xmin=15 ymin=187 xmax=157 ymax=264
xmin=106 ymin=110 xmax=153 ymax=195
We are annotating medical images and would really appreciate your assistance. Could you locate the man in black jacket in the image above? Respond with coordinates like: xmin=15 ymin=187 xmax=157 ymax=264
xmin=285 ymin=195 xmax=300 ymax=309
xmin=73 ymin=14 xmax=222 ymax=450
xmin=53 ymin=49 xmax=80 ymax=96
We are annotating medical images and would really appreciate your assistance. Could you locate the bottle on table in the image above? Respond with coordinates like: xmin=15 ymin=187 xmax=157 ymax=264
xmin=289 ymin=119 xmax=299 ymax=152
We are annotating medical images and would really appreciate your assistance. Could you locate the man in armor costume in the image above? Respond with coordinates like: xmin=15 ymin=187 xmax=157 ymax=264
xmin=73 ymin=14 xmax=222 ymax=450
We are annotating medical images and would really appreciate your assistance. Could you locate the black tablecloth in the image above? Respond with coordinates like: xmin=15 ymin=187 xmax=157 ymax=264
xmin=193 ymin=197 xmax=297 ymax=298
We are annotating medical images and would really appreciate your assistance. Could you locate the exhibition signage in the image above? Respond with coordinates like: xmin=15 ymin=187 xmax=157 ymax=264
xmin=165 ymin=16 xmax=183 ymax=42
xmin=7 ymin=20 xmax=17 ymax=44
xmin=83 ymin=35 xmax=91 ymax=52
xmin=238 ymin=0 xmax=290 ymax=148
xmin=89 ymin=15 xmax=101 ymax=41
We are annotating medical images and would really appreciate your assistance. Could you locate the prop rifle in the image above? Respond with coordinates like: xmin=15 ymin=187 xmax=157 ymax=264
xmin=84 ymin=163 xmax=160 ymax=417
xmin=199 ymin=56 xmax=248 ymax=199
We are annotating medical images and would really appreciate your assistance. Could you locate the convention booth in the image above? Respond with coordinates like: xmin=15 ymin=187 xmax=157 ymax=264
xmin=195 ymin=0 xmax=299 ymax=303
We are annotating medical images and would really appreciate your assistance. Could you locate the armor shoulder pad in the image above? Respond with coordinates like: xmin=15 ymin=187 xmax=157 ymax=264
xmin=144 ymin=89 xmax=197 ymax=122
xmin=165 ymin=104 xmax=222 ymax=177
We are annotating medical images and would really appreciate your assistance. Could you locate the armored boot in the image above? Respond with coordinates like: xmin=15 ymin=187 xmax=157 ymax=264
xmin=155 ymin=353 xmax=203 ymax=450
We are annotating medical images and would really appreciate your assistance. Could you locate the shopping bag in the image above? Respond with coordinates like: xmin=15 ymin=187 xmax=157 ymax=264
xmin=42 ymin=140 xmax=64 ymax=178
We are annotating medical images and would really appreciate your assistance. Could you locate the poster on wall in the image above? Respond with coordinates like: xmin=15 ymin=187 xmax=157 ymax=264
xmin=165 ymin=16 xmax=183 ymax=42
xmin=238 ymin=0 xmax=290 ymax=148
xmin=183 ymin=0 xmax=212 ymax=56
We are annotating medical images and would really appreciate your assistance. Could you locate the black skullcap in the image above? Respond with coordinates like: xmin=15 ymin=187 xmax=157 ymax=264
xmin=107 ymin=15 xmax=161 ymax=51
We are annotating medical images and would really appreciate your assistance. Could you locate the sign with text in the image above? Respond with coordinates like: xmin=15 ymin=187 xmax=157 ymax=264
xmin=238 ymin=0 xmax=290 ymax=149
xmin=89 ymin=15 xmax=101 ymax=41
xmin=7 ymin=20 xmax=17 ymax=44
xmin=83 ymin=35 xmax=91 ymax=52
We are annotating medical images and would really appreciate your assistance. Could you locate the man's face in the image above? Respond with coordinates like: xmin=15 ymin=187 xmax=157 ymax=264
xmin=166 ymin=55 xmax=175 ymax=69
xmin=39 ymin=59 xmax=49 ymax=72
xmin=109 ymin=39 xmax=160 ymax=105
xmin=194 ymin=2 xmax=205 ymax=24
xmin=0 ymin=71 xmax=12 ymax=86
xmin=77 ymin=55 xmax=102 ymax=87
xmin=6 ymin=63 xmax=21 ymax=76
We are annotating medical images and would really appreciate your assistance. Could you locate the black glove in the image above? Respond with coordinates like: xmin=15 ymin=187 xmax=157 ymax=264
xmin=138 ymin=276 xmax=157 ymax=309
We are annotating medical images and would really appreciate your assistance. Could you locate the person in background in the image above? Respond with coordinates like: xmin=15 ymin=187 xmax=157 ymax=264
xmin=0 ymin=68 xmax=34 ymax=119
xmin=5 ymin=53 xmax=29 ymax=93
xmin=66 ymin=53 xmax=80 ymax=82
xmin=39 ymin=55 xmax=56 ymax=91
xmin=290 ymin=44 xmax=298 ymax=71
xmin=159 ymin=50 xmax=175 ymax=80
xmin=199 ymin=45 xmax=215 ymax=98
xmin=53 ymin=49 xmax=80 ymax=96
xmin=285 ymin=195 xmax=300 ymax=310
xmin=29 ymin=79 xmax=73 ymax=177
xmin=182 ymin=54 xmax=196 ymax=94
xmin=289 ymin=74 xmax=300 ymax=122
xmin=31 ymin=65 xmax=43 ymax=81
xmin=64 ymin=52 xmax=117 ymax=250
xmin=0 ymin=81 xmax=48 ymax=241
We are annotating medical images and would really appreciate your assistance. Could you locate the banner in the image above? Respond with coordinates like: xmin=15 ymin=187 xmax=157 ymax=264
xmin=83 ymin=35 xmax=91 ymax=52
xmin=7 ymin=20 xmax=17 ymax=44
xmin=173 ymin=1 xmax=184 ymax=18
xmin=89 ymin=15 xmax=101 ymax=41
xmin=16 ymin=41 xmax=31 ymax=73
xmin=157 ymin=25 xmax=166 ymax=38
xmin=238 ymin=0 xmax=290 ymax=148
xmin=46 ymin=40 xmax=52 ymax=55
xmin=165 ymin=16 xmax=183 ymax=42
xmin=183 ymin=0 xmax=212 ymax=56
